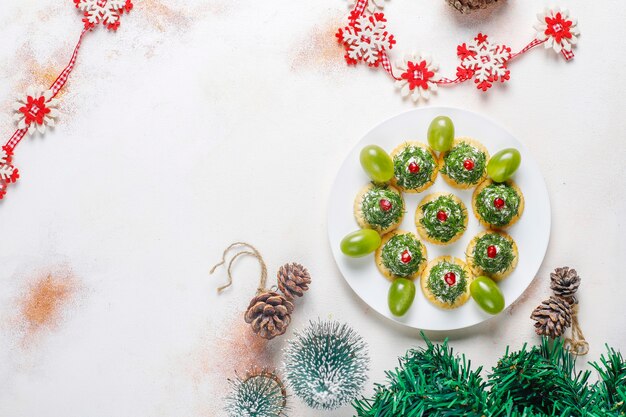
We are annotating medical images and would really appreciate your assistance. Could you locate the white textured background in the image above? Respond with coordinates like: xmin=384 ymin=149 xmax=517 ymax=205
xmin=0 ymin=1 xmax=624 ymax=416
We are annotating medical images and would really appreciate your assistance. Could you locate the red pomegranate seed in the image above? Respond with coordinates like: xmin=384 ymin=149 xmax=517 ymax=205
xmin=408 ymin=162 xmax=420 ymax=173
xmin=379 ymin=199 xmax=392 ymax=211
xmin=463 ymin=159 xmax=475 ymax=170
xmin=444 ymin=272 xmax=456 ymax=286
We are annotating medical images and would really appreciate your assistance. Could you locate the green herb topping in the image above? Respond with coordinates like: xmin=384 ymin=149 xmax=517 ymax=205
xmin=475 ymin=183 xmax=521 ymax=226
xmin=419 ymin=195 xmax=466 ymax=242
xmin=427 ymin=260 xmax=468 ymax=304
xmin=361 ymin=185 xmax=404 ymax=230
xmin=393 ymin=145 xmax=436 ymax=190
xmin=442 ymin=142 xmax=487 ymax=184
xmin=381 ymin=234 xmax=425 ymax=277
xmin=472 ymin=233 xmax=515 ymax=274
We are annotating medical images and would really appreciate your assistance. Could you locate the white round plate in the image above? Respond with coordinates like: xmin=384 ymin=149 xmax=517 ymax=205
xmin=328 ymin=107 xmax=550 ymax=331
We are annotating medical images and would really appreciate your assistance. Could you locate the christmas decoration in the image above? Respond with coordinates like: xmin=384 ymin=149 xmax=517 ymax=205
xmin=456 ymin=33 xmax=511 ymax=91
xmin=531 ymin=266 xmax=588 ymax=355
xmin=336 ymin=0 xmax=579 ymax=103
xmin=211 ymin=242 xmax=311 ymax=340
xmin=354 ymin=334 xmax=626 ymax=416
xmin=225 ymin=369 xmax=288 ymax=417
xmin=1 ymin=1 xmax=133 ymax=200
xmin=530 ymin=295 xmax=572 ymax=339
xmin=283 ymin=320 xmax=369 ymax=410
xmin=0 ymin=147 xmax=19 ymax=199
xmin=336 ymin=13 xmax=396 ymax=67
xmin=446 ymin=0 xmax=500 ymax=14
xmin=244 ymin=291 xmax=294 ymax=340
xmin=394 ymin=53 xmax=440 ymax=102
xmin=74 ymin=0 xmax=133 ymax=31
xmin=13 ymin=88 xmax=59 ymax=135
xmin=276 ymin=263 xmax=311 ymax=300
xmin=550 ymin=266 xmax=581 ymax=301
xmin=535 ymin=7 xmax=579 ymax=57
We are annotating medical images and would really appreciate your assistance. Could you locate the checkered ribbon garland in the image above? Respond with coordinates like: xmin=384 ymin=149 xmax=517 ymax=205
xmin=0 ymin=1 xmax=133 ymax=201
xmin=335 ymin=0 xmax=579 ymax=102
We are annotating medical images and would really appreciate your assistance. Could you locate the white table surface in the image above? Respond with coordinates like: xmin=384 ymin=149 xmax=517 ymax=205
xmin=0 ymin=1 xmax=624 ymax=416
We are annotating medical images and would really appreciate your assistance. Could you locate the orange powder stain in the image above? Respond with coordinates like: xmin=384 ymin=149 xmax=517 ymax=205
xmin=290 ymin=14 xmax=347 ymax=74
xmin=17 ymin=267 xmax=78 ymax=345
xmin=140 ymin=0 xmax=192 ymax=33
xmin=189 ymin=313 xmax=279 ymax=415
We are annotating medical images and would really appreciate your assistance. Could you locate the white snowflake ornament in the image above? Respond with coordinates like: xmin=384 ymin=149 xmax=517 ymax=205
xmin=456 ymin=33 xmax=511 ymax=91
xmin=395 ymin=53 xmax=440 ymax=102
xmin=535 ymin=8 xmax=579 ymax=55
xmin=0 ymin=147 xmax=19 ymax=199
xmin=336 ymin=12 xmax=396 ymax=67
xmin=13 ymin=88 xmax=59 ymax=136
xmin=74 ymin=0 xmax=133 ymax=31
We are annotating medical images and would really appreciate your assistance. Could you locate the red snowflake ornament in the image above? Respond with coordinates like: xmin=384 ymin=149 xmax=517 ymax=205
xmin=457 ymin=33 xmax=511 ymax=91
xmin=13 ymin=88 xmax=59 ymax=135
xmin=395 ymin=53 xmax=440 ymax=102
xmin=336 ymin=12 xmax=396 ymax=67
xmin=0 ymin=147 xmax=19 ymax=199
xmin=535 ymin=8 xmax=579 ymax=59
xmin=74 ymin=0 xmax=133 ymax=31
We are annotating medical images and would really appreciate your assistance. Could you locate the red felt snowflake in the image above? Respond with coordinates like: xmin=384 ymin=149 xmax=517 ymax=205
xmin=0 ymin=147 xmax=19 ymax=199
xmin=395 ymin=53 xmax=440 ymax=102
xmin=456 ymin=33 xmax=511 ymax=92
xmin=535 ymin=8 xmax=579 ymax=55
xmin=74 ymin=0 xmax=133 ymax=31
xmin=336 ymin=12 xmax=396 ymax=67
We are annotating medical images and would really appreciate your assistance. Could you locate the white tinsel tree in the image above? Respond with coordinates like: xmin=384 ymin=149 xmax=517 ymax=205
xmin=283 ymin=320 xmax=370 ymax=410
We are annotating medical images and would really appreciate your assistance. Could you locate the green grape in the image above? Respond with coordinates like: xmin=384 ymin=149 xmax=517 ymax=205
xmin=470 ymin=276 xmax=505 ymax=315
xmin=427 ymin=116 xmax=455 ymax=152
xmin=487 ymin=148 xmax=521 ymax=182
xmin=388 ymin=278 xmax=416 ymax=317
xmin=340 ymin=229 xmax=382 ymax=257
xmin=360 ymin=145 xmax=394 ymax=183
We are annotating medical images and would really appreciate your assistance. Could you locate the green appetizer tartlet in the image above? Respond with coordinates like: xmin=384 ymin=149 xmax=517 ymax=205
xmin=439 ymin=138 xmax=489 ymax=189
xmin=375 ymin=231 xmax=427 ymax=280
xmin=466 ymin=231 xmax=519 ymax=281
xmin=390 ymin=142 xmax=438 ymax=193
xmin=415 ymin=193 xmax=468 ymax=245
xmin=354 ymin=184 xmax=405 ymax=233
xmin=472 ymin=179 xmax=524 ymax=229
xmin=420 ymin=256 xmax=472 ymax=309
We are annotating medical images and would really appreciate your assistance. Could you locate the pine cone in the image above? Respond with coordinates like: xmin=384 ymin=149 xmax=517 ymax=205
xmin=277 ymin=263 xmax=311 ymax=300
xmin=530 ymin=296 xmax=572 ymax=338
xmin=244 ymin=291 xmax=294 ymax=340
xmin=446 ymin=0 xmax=500 ymax=14
xmin=550 ymin=267 xmax=580 ymax=300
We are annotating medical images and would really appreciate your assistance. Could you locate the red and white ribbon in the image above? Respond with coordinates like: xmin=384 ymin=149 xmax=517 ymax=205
xmin=336 ymin=0 xmax=579 ymax=101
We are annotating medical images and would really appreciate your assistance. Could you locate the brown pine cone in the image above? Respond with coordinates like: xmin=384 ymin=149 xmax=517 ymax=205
xmin=550 ymin=267 xmax=581 ymax=300
xmin=277 ymin=263 xmax=311 ymax=300
xmin=447 ymin=0 xmax=500 ymax=14
xmin=530 ymin=296 xmax=572 ymax=338
xmin=244 ymin=291 xmax=294 ymax=340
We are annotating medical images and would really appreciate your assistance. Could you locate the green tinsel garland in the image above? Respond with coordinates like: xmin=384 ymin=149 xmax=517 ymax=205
xmin=354 ymin=336 xmax=626 ymax=417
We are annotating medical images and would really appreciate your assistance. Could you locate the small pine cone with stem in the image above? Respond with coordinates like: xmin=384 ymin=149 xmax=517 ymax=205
xmin=244 ymin=291 xmax=294 ymax=340
xmin=447 ymin=0 xmax=500 ymax=14
xmin=530 ymin=295 xmax=572 ymax=338
xmin=550 ymin=267 xmax=581 ymax=301
xmin=277 ymin=263 xmax=311 ymax=300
